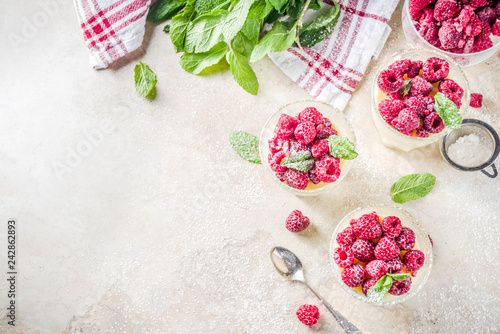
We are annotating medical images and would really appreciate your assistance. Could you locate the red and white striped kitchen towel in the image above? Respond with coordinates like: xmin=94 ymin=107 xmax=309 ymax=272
xmin=73 ymin=0 xmax=151 ymax=69
xmin=269 ymin=0 xmax=400 ymax=111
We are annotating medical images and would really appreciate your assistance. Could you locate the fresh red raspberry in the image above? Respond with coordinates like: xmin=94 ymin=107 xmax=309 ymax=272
xmin=445 ymin=91 xmax=463 ymax=108
xmin=315 ymin=124 xmax=338 ymax=140
xmin=470 ymin=93 xmax=483 ymax=108
xmin=477 ymin=6 xmax=496 ymax=22
xmin=492 ymin=21 xmax=500 ymax=36
xmin=419 ymin=21 xmax=441 ymax=46
xmin=315 ymin=157 xmax=340 ymax=183
xmin=386 ymin=257 xmax=404 ymax=273
xmin=285 ymin=210 xmax=310 ymax=232
xmin=409 ymin=0 xmax=435 ymax=21
xmin=465 ymin=15 xmax=483 ymax=36
xmin=403 ymin=250 xmax=425 ymax=271
xmin=362 ymin=278 xmax=377 ymax=296
xmin=275 ymin=114 xmax=299 ymax=140
xmin=407 ymin=60 xmax=424 ymax=78
xmin=424 ymin=112 xmax=445 ymax=133
xmin=377 ymin=69 xmax=404 ymax=94
xmin=336 ymin=227 xmax=356 ymax=247
xmin=284 ymin=169 xmax=309 ymax=190
xmin=416 ymin=126 xmax=430 ymax=138
xmin=334 ymin=246 xmax=355 ymax=267
xmin=405 ymin=96 xmax=433 ymax=118
xmin=473 ymin=34 xmax=493 ymax=52
xmin=350 ymin=212 xmax=382 ymax=240
xmin=374 ymin=236 xmax=400 ymax=261
xmin=269 ymin=151 xmax=288 ymax=173
xmin=341 ymin=264 xmax=366 ymax=288
xmin=351 ymin=239 xmax=376 ymax=262
xmin=381 ymin=216 xmax=403 ymax=238
xmin=388 ymin=59 xmax=412 ymax=76
xmin=311 ymin=140 xmax=329 ymax=158
xmin=409 ymin=76 xmax=433 ymax=97
xmin=388 ymin=278 xmax=412 ymax=296
xmin=419 ymin=6 xmax=436 ymax=25
xmin=387 ymin=91 xmax=404 ymax=100
xmin=439 ymin=79 xmax=464 ymax=101
xmin=423 ymin=57 xmax=450 ymax=83
xmin=478 ymin=20 xmax=492 ymax=38
xmin=289 ymin=140 xmax=310 ymax=154
xmin=308 ymin=167 xmax=321 ymax=184
xmin=298 ymin=107 xmax=323 ymax=125
xmin=439 ymin=20 xmax=462 ymax=49
xmin=268 ymin=136 xmax=286 ymax=154
xmin=365 ymin=260 xmax=389 ymax=280
xmin=378 ymin=99 xmax=405 ymax=124
xmin=434 ymin=0 xmax=461 ymax=22
xmin=294 ymin=121 xmax=316 ymax=145
xmin=322 ymin=117 xmax=332 ymax=127
xmin=392 ymin=109 xmax=420 ymax=133
xmin=395 ymin=227 xmax=416 ymax=250
xmin=470 ymin=0 xmax=488 ymax=8
xmin=296 ymin=305 xmax=319 ymax=326
xmin=276 ymin=172 xmax=286 ymax=182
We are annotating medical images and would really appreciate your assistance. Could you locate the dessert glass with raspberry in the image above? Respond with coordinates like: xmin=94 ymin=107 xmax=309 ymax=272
xmin=259 ymin=100 xmax=356 ymax=196
xmin=402 ymin=0 xmax=500 ymax=67
xmin=372 ymin=49 xmax=470 ymax=152
xmin=330 ymin=205 xmax=433 ymax=306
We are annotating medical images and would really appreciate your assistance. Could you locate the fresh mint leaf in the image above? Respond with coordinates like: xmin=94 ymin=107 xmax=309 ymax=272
xmin=280 ymin=150 xmax=314 ymax=172
xmin=299 ymin=1 xmax=340 ymax=48
xmin=390 ymin=173 xmax=436 ymax=204
xmin=367 ymin=275 xmax=393 ymax=304
xmin=241 ymin=17 xmax=261 ymax=44
xmin=184 ymin=9 xmax=228 ymax=53
xmin=195 ymin=0 xmax=230 ymax=14
xmin=231 ymin=32 xmax=254 ymax=58
xmin=147 ymin=0 xmax=187 ymax=22
xmin=248 ymin=0 xmax=274 ymax=19
xmin=180 ymin=42 xmax=228 ymax=74
xmin=434 ymin=92 xmax=463 ymax=130
xmin=400 ymin=79 xmax=412 ymax=95
xmin=134 ymin=62 xmax=157 ymax=98
xmin=229 ymin=131 xmax=262 ymax=164
xmin=387 ymin=273 xmax=411 ymax=281
xmin=169 ymin=1 xmax=196 ymax=53
xmin=326 ymin=135 xmax=358 ymax=160
xmin=250 ymin=21 xmax=297 ymax=62
xmin=226 ymin=49 xmax=259 ymax=95
xmin=222 ymin=0 xmax=258 ymax=41
xmin=267 ymin=0 xmax=289 ymax=13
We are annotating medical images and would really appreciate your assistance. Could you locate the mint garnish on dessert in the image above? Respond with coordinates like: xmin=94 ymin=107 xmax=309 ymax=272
xmin=390 ymin=173 xmax=436 ymax=204
xmin=134 ymin=62 xmax=157 ymax=98
xmin=229 ymin=131 xmax=262 ymax=164
xmin=434 ymin=92 xmax=462 ymax=130
xmin=280 ymin=151 xmax=314 ymax=172
xmin=399 ymin=79 xmax=412 ymax=95
xmin=326 ymin=135 xmax=358 ymax=160
xmin=367 ymin=273 xmax=410 ymax=304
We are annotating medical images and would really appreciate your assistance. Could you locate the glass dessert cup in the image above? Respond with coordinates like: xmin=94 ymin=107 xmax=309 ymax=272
xmin=402 ymin=0 xmax=500 ymax=67
xmin=330 ymin=204 xmax=433 ymax=306
xmin=259 ymin=100 xmax=356 ymax=197
xmin=371 ymin=48 xmax=470 ymax=153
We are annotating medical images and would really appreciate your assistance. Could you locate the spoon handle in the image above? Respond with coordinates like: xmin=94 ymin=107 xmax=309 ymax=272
xmin=303 ymin=281 xmax=361 ymax=334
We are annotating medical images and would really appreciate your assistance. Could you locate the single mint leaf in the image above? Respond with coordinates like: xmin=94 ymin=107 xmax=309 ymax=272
xmin=147 ymin=0 xmax=187 ymax=22
xmin=250 ymin=21 xmax=297 ymax=62
xmin=184 ymin=9 xmax=228 ymax=53
xmin=400 ymin=79 xmax=412 ymax=95
xmin=196 ymin=0 xmax=230 ymax=14
xmin=434 ymin=92 xmax=462 ymax=130
xmin=229 ymin=131 xmax=262 ymax=164
xmin=134 ymin=62 xmax=157 ymax=98
xmin=390 ymin=172 xmax=436 ymax=204
xmin=367 ymin=275 xmax=393 ymax=304
xmin=169 ymin=2 xmax=196 ymax=53
xmin=222 ymin=0 xmax=257 ymax=41
xmin=298 ymin=1 xmax=340 ymax=48
xmin=387 ymin=273 xmax=411 ymax=280
xmin=326 ymin=135 xmax=358 ymax=160
xmin=248 ymin=0 xmax=274 ymax=19
xmin=180 ymin=41 xmax=228 ymax=74
xmin=226 ymin=49 xmax=259 ymax=95
xmin=286 ymin=0 xmax=305 ymax=19
xmin=241 ymin=17 xmax=261 ymax=44
xmin=267 ymin=0 xmax=289 ymax=13
xmin=280 ymin=150 xmax=314 ymax=172
xmin=231 ymin=32 xmax=255 ymax=58
xmin=164 ymin=24 xmax=170 ymax=33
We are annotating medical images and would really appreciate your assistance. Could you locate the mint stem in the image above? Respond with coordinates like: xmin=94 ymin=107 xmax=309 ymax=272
xmin=296 ymin=0 xmax=312 ymax=52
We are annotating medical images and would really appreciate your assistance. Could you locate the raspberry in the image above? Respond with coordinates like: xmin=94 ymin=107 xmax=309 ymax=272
xmin=285 ymin=210 xmax=310 ymax=232
xmin=407 ymin=60 xmax=423 ymax=78
xmin=296 ymin=305 xmax=319 ymax=326
xmin=378 ymin=99 xmax=405 ymax=124
xmin=419 ymin=22 xmax=441 ymax=46
xmin=470 ymin=0 xmax=488 ymax=8
xmin=419 ymin=6 xmax=436 ymax=25
xmin=403 ymin=250 xmax=426 ymax=271
xmin=388 ymin=91 xmax=404 ymax=100
xmin=350 ymin=212 xmax=382 ymax=240
xmin=470 ymin=93 xmax=483 ymax=108
xmin=341 ymin=264 xmax=366 ymax=288
xmin=386 ymin=257 xmax=404 ymax=273
xmin=492 ymin=21 xmax=500 ymax=36
xmin=422 ymin=57 xmax=450 ymax=82
xmin=458 ymin=5 xmax=474 ymax=27
xmin=405 ymin=96 xmax=433 ymax=118
xmin=439 ymin=79 xmax=464 ymax=101
xmin=336 ymin=227 xmax=356 ymax=247
xmin=478 ymin=20 xmax=492 ymax=38
xmin=315 ymin=156 xmax=340 ymax=183
xmin=409 ymin=0 xmax=435 ymax=21
xmin=381 ymin=216 xmax=402 ymax=238
xmin=416 ymin=126 xmax=430 ymax=138
xmin=395 ymin=227 xmax=416 ymax=250
xmin=439 ymin=20 xmax=462 ymax=49
xmin=445 ymin=91 xmax=463 ymax=108
xmin=465 ymin=14 xmax=483 ymax=36
xmin=377 ymin=69 xmax=404 ymax=94
xmin=374 ymin=236 xmax=400 ymax=261
xmin=473 ymin=34 xmax=493 ymax=52
xmin=284 ymin=169 xmax=309 ymax=190
xmin=334 ymin=246 xmax=355 ymax=267
xmin=275 ymin=114 xmax=299 ymax=140
xmin=352 ymin=239 xmax=376 ymax=262
xmin=315 ymin=124 xmax=337 ymax=140
xmin=322 ymin=117 xmax=332 ymax=127
xmin=388 ymin=278 xmax=412 ymax=296
xmin=311 ymin=140 xmax=329 ymax=158
xmin=388 ymin=59 xmax=412 ymax=76
xmin=424 ymin=112 xmax=445 ymax=133
xmin=308 ymin=167 xmax=321 ymax=184
xmin=434 ymin=0 xmax=461 ymax=22
xmin=365 ymin=260 xmax=389 ymax=280
xmin=409 ymin=76 xmax=433 ymax=97
xmin=294 ymin=121 xmax=316 ymax=145
xmin=477 ymin=6 xmax=496 ymax=22
xmin=276 ymin=172 xmax=286 ymax=182
xmin=362 ymin=278 xmax=378 ymax=296
xmin=392 ymin=109 xmax=420 ymax=133
xmin=289 ymin=140 xmax=310 ymax=154
xmin=268 ymin=136 xmax=286 ymax=154
xmin=298 ymin=107 xmax=323 ymax=125
xmin=269 ymin=151 xmax=288 ymax=173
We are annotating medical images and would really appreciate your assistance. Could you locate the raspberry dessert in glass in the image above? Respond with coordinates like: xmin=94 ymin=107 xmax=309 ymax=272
xmin=372 ymin=49 xmax=470 ymax=152
xmin=260 ymin=100 xmax=357 ymax=196
xmin=330 ymin=205 xmax=433 ymax=306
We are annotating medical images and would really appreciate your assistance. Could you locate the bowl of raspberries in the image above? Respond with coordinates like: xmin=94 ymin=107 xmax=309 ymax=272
xmin=372 ymin=49 xmax=470 ymax=152
xmin=259 ymin=100 xmax=357 ymax=196
xmin=330 ymin=205 xmax=433 ymax=306
xmin=403 ymin=0 xmax=500 ymax=67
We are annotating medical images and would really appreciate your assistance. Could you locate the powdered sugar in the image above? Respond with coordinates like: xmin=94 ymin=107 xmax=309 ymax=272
xmin=447 ymin=133 xmax=492 ymax=167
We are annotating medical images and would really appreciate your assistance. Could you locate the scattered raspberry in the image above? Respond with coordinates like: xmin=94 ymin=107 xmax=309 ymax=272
xmin=336 ymin=227 xmax=356 ymax=247
xmin=362 ymin=278 xmax=378 ymax=296
xmin=377 ymin=69 xmax=404 ymax=93
xmin=388 ymin=278 xmax=412 ymax=296
xmin=350 ymin=212 xmax=382 ymax=240
xmin=275 ymin=114 xmax=298 ymax=140
xmin=269 ymin=151 xmax=288 ymax=173
xmin=422 ymin=57 xmax=450 ymax=83
xmin=388 ymin=59 xmax=412 ymax=76
xmin=469 ymin=0 xmax=488 ymax=8
xmin=407 ymin=60 xmax=423 ymax=78
xmin=311 ymin=140 xmax=330 ymax=158
xmin=434 ymin=0 xmax=460 ymax=22
xmin=424 ymin=112 xmax=445 ymax=133
xmin=381 ymin=216 xmax=402 ymax=238
xmin=409 ymin=76 xmax=433 ymax=96
xmin=296 ymin=305 xmax=319 ymax=326
xmin=439 ymin=20 xmax=461 ymax=49
xmin=284 ymin=169 xmax=309 ymax=190
xmin=470 ymin=93 xmax=483 ymax=108
xmin=294 ymin=121 xmax=317 ymax=145
xmin=374 ymin=236 xmax=401 ymax=261
xmin=341 ymin=264 xmax=366 ymax=288
xmin=378 ymin=99 xmax=405 ymax=124
xmin=405 ymin=96 xmax=433 ymax=118
xmin=351 ymin=239 xmax=376 ymax=262
xmin=395 ymin=227 xmax=416 ymax=250
xmin=298 ymin=107 xmax=323 ymax=125
xmin=392 ymin=109 xmax=420 ymax=133
xmin=403 ymin=250 xmax=426 ymax=271
xmin=409 ymin=0 xmax=435 ymax=21
xmin=365 ymin=260 xmax=389 ymax=280
xmin=386 ymin=257 xmax=404 ymax=273
xmin=477 ymin=6 xmax=496 ymax=22
xmin=315 ymin=157 xmax=340 ymax=183
xmin=285 ymin=210 xmax=310 ymax=232
xmin=416 ymin=126 xmax=430 ymax=138
xmin=492 ymin=21 xmax=500 ymax=36
xmin=334 ymin=246 xmax=355 ymax=267
xmin=439 ymin=79 xmax=464 ymax=101
xmin=418 ymin=22 xmax=441 ymax=46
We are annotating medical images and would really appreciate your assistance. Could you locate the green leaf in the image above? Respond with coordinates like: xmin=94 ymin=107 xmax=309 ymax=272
xmin=390 ymin=172 xmax=436 ymax=204
xmin=163 ymin=24 xmax=170 ymax=33
xmin=195 ymin=0 xmax=230 ymax=14
xmin=286 ymin=0 xmax=305 ymax=19
xmin=147 ymin=0 xmax=187 ymax=22
xmin=326 ymin=135 xmax=358 ymax=160
xmin=169 ymin=2 xmax=196 ymax=53
xmin=299 ymin=1 xmax=341 ymax=48
xmin=134 ymin=62 xmax=157 ymax=98
xmin=222 ymin=0 xmax=258 ymax=41
xmin=263 ymin=8 xmax=280 ymax=24
xmin=248 ymin=0 xmax=274 ymax=19
xmin=434 ymin=92 xmax=463 ymax=130
xmin=367 ymin=275 xmax=393 ymax=304
xmin=229 ymin=131 xmax=262 ymax=164
xmin=226 ymin=49 xmax=259 ymax=95
xmin=241 ymin=17 xmax=261 ymax=44
xmin=400 ymin=79 xmax=412 ymax=95
xmin=267 ymin=0 xmax=289 ymax=13
xmin=387 ymin=273 xmax=411 ymax=281
xmin=250 ymin=21 xmax=297 ymax=62
xmin=231 ymin=32 xmax=254 ymax=58
xmin=180 ymin=41 xmax=228 ymax=74
xmin=280 ymin=150 xmax=314 ymax=172
xmin=184 ymin=9 xmax=228 ymax=53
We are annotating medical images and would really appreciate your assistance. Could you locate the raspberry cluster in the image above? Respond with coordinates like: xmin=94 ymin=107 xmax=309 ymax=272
xmin=333 ymin=211 xmax=426 ymax=298
xmin=410 ymin=0 xmax=500 ymax=54
xmin=377 ymin=56 xmax=464 ymax=137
